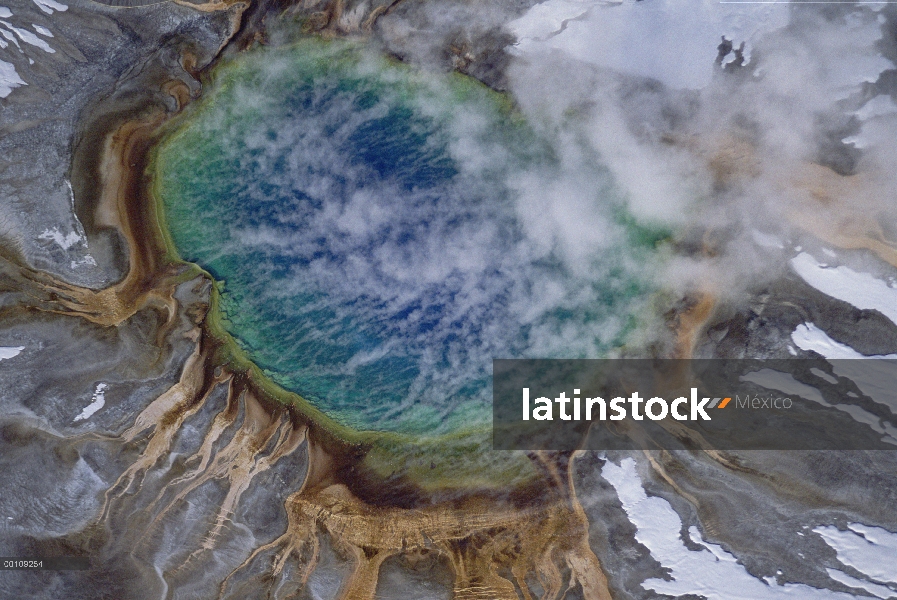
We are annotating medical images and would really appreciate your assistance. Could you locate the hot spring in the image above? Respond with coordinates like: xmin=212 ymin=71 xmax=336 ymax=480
xmin=156 ymin=39 xmax=665 ymax=438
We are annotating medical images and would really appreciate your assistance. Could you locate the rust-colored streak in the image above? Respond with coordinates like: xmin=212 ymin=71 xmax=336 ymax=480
xmin=98 ymin=337 xmax=214 ymax=523
xmin=673 ymin=293 xmax=716 ymax=359
xmin=99 ymin=349 xmax=615 ymax=597
xmin=12 ymin=110 xmax=183 ymax=331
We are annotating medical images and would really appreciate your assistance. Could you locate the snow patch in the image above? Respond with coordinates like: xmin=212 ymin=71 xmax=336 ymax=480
xmin=31 ymin=0 xmax=67 ymax=14
xmin=35 ymin=189 xmax=96 ymax=269
xmin=810 ymin=367 xmax=838 ymax=385
xmin=825 ymin=568 xmax=896 ymax=599
xmin=0 ymin=346 xmax=24 ymax=361
xmin=840 ymin=358 xmax=897 ymax=415
xmin=790 ymin=253 xmax=897 ymax=327
xmin=1 ymin=27 xmax=20 ymax=50
xmin=38 ymin=227 xmax=84 ymax=250
xmin=816 ymin=524 xmax=897 ymax=585
xmin=741 ymin=368 xmax=828 ymax=406
xmin=791 ymin=323 xmax=897 ymax=360
xmin=0 ymin=20 xmax=54 ymax=53
xmin=602 ymin=457 xmax=860 ymax=599
xmin=0 ymin=58 xmax=25 ymax=97
xmin=73 ymin=383 xmax=107 ymax=422
xmin=741 ymin=363 xmax=897 ymax=445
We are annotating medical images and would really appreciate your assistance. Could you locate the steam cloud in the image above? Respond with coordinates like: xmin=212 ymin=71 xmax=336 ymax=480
xmin=496 ymin=0 xmax=897 ymax=301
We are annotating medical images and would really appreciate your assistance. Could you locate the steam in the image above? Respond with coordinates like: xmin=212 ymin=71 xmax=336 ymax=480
xmin=498 ymin=0 xmax=897 ymax=299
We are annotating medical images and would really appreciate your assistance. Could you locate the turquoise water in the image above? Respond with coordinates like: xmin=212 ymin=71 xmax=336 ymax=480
xmin=158 ymin=40 xmax=662 ymax=436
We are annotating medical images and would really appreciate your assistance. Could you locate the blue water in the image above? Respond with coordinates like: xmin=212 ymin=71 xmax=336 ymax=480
xmin=157 ymin=40 xmax=660 ymax=436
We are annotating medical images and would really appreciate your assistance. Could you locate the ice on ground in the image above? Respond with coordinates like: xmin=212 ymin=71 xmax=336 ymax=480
xmin=38 ymin=218 xmax=96 ymax=269
xmin=32 ymin=24 xmax=52 ymax=37
xmin=0 ymin=20 xmax=54 ymax=52
xmin=790 ymin=253 xmax=897 ymax=327
xmin=0 ymin=58 xmax=25 ymax=97
xmin=31 ymin=0 xmax=67 ymax=14
xmin=0 ymin=346 xmax=24 ymax=361
xmin=741 ymin=368 xmax=828 ymax=406
xmin=810 ymin=367 xmax=838 ymax=385
xmin=0 ymin=27 xmax=19 ymax=50
xmin=39 ymin=227 xmax=84 ymax=250
xmin=507 ymin=0 xmax=596 ymax=44
xmin=816 ymin=524 xmax=897 ymax=585
xmin=602 ymin=457 xmax=859 ymax=599
xmin=792 ymin=323 xmax=897 ymax=360
xmin=826 ymin=568 xmax=896 ymax=599
xmin=73 ymin=383 xmax=107 ymax=422
xmin=791 ymin=323 xmax=897 ymax=414
xmin=741 ymin=366 xmax=897 ymax=444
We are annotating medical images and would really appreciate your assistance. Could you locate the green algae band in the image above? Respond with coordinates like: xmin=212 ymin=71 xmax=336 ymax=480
xmin=157 ymin=40 xmax=657 ymax=436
